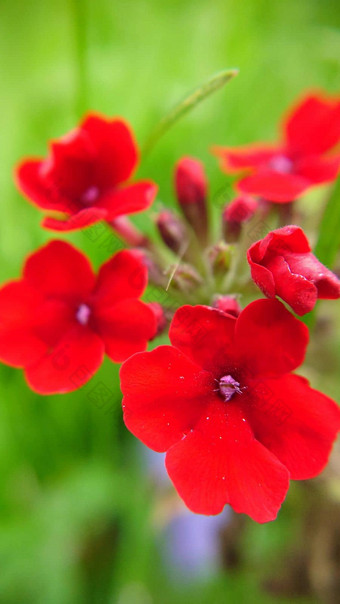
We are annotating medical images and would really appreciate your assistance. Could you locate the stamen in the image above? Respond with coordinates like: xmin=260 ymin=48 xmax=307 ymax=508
xmin=81 ymin=186 xmax=99 ymax=205
xmin=219 ymin=374 xmax=242 ymax=401
xmin=76 ymin=303 xmax=91 ymax=325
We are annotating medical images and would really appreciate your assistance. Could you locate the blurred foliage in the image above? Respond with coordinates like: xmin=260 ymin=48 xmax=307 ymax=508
xmin=0 ymin=0 xmax=339 ymax=602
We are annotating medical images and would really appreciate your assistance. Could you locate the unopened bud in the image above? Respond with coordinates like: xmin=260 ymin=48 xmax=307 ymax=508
xmin=174 ymin=157 xmax=209 ymax=245
xmin=148 ymin=302 xmax=167 ymax=338
xmin=213 ymin=295 xmax=242 ymax=317
xmin=130 ymin=248 xmax=166 ymax=287
xmin=167 ymin=263 xmax=202 ymax=293
xmin=207 ymin=241 xmax=232 ymax=276
xmin=156 ymin=210 xmax=188 ymax=255
xmin=223 ymin=195 xmax=258 ymax=241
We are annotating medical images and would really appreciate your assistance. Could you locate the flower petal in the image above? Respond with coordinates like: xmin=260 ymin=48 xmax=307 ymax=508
xmin=120 ymin=345 xmax=214 ymax=452
xmin=42 ymin=207 xmax=107 ymax=231
xmin=165 ymin=401 xmax=290 ymax=522
xmin=15 ymin=160 xmax=73 ymax=212
xmin=96 ymin=181 xmax=157 ymax=219
xmin=93 ymin=249 xmax=148 ymax=306
xmin=0 ymin=281 xmax=47 ymax=366
xmin=242 ymin=374 xmax=340 ymax=480
xmin=266 ymin=255 xmax=318 ymax=315
xmin=169 ymin=305 xmax=237 ymax=376
xmin=25 ymin=325 xmax=104 ymax=395
xmin=24 ymin=240 xmax=96 ymax=301
xmin=296 ymin=155 xmax=340 ymax=185
xmin=81 ymin=115 xmax=139 ymax=186
xmin=238 ymin=172 xmax=309 ymax=202
xmin=212 ymin=144 xmax=279 ymax=171
xmin=235 ymin=299 xmax=309 ymax=377
xmin=95 ymin=298 xmax=156 ymax=362
xmin=284 ymin=93 xmax=340 ymax=156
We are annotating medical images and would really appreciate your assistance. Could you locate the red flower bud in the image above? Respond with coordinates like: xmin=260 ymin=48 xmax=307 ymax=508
xmin=213 ymin=295 xmax=242 ymax=317
xmin=248 ymin=225 xmax=340 ymax=315
xmin=148 ymin=302 xmax=167 ymax=337
xmin=156 ymin=210 xmax=188 ymax=255
xmin=174 ymin=157 xmax=208 ymax=245
xmin=223 ymin=195 xmax=258 ymax=241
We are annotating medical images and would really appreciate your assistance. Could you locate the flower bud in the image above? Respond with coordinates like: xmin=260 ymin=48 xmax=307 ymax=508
xmin=167 ymin=263 xmax=202 ymax=293
xmin=174 ymin=157 xmax=208 ymax=245
xmin=148 ymin=302 xmax=167 ymax=338
xmin=207 ymin=242 xmax=232 ymax=276
xmin=156 ymin=210 xmax=188 ymax=256
xmin=213 ymin=295 xmax=242 ymax=317
xmin=223 ymin=195 xmax=258 ymax=241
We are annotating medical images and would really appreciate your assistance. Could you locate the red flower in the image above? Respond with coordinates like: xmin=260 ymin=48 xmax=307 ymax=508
xmin=0 ymin=241 xmax=156 ymax=394
xmin=213 ymin=93 xmax=340 ymax=202
xmin=16 ymin=114 xmax=158 ymax=231
xmin=248 ymin=226 xmax=340 ymax=315
xmin=120 ymin=300 xmax=340 ymax=522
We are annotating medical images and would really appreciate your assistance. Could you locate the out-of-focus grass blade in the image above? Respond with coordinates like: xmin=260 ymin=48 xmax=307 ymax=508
xmin=314 ymin=178 xmax=340 ymax=268
xmin=142 ymin=68 xmax=238 ymax=157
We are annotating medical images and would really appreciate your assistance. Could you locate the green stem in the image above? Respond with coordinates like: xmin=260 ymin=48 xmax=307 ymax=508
xmin=142 ymin=68 xmax=238 ymax=158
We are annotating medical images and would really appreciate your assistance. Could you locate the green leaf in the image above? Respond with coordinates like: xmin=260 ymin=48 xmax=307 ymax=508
xmin=314 ymin=178 xmax=340 ymax=268
xmin=142 ymin=68 xmax=238 ymax=157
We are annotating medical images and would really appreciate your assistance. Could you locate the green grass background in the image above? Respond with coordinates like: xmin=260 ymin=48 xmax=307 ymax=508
xmin=0 ymin=0 xmax=339 ymax=602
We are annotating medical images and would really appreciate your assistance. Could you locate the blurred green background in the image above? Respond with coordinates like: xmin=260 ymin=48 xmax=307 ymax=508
xmin=0 ymin=0 xmax=339 ymax=602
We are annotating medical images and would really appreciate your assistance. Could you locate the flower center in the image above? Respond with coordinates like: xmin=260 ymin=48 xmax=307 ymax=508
xmin=76 ymin=303 xmax=91 ymax=326
xmin=219 ymin=374 xmax=242 ymax=401
xmin=80 ymin=186 xmax=100 ymax=205
xmin=268 ymin=155 xmax=293 ymax=174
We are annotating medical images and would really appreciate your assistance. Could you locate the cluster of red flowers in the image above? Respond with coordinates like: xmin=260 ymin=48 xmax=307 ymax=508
xmin=1 ymin=91 xmax=340 ymax=522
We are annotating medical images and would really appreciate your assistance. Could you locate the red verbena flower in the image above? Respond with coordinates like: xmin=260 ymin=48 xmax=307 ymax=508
xmin=213 ymin=92 xmax=340 ymax=202
xmin=120 ymin=300 xmax=340 ymax=522
xmin=16 ymin=114 xmax=158 ymax=231
xmin=0 ymin=241 xmax=156 ymax=394
xmin=248 ymin=226 xmax=340 ymax=315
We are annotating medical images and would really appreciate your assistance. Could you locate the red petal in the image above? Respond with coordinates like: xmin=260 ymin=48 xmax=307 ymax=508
xmin=247 ymin=247 xmax=277 ymax=298
xmin=25 ymin=325 xmax=104 ymax=395
xmin=24 ymin=240 xmax=96 ymax=301
xmin=235 ymin=299 xmax=309 ymax=377
xmin=165 ymin=401 xmax=290 ymax=522
xmin=212 ymin=144 xmax=279 ymax=171
xmin=42 ymin=207 xmax=107 ymax=231
xmin=242 ymin=374 xmax=340 ymax=480
xmin=95 ymin=299 xmax=156 ymax=362
xmin=266 ymin=255 xmax=318 ymax=315
xmin=47 ymin=129 xmax=95 ymax=199
xmin=254 ymin=225 xmax=311 ymax=257
xmin=0 ymin=281 xmax=47 ymax=366
xmin=93 ymin=249 xmax=148 ymax=306
xmin=238 ymin=172 xmax=309 ymax=202
xmin=120 ymin=345 xmax=214 ymax=451
xmin=96 ymin=181 xmax=157 ymax=219
xmin=284 ymin=93 xmax=340 ymax=156
xmin=296 ymin=154 xmax=340 ymax=185
xmin=169 ymin=305 xmax=237 ymax=376
xmin=81 ymin=115 xmax=138 ymax=186
xmin=15 ymin=160 xmax=72 ymax=212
